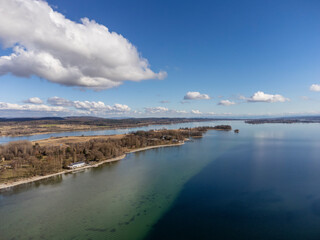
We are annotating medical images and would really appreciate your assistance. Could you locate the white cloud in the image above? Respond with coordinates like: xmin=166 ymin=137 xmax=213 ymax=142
xmin=143 ymin=107 xmax=222 ymax=117
xmin=144 ymin=107 xmax=189 ymax=115
xmin=0 ymin=102 xmax=67 ymax=112
xmin=47 ymin=97 xmax=131 ymax=114
xmin=111 ymin=104 xmax=131 ymax=113
xmin=184 ymin=91 xmax=210 ymax=100
xmin=310 ymin=84 xmax=320 ymax=92
xmin=144 ymin=107 xmax=169 ymax=114
xmin=0 ymin=97 xmax=235 ymax=118
xmin=73 ymin=101 xmax=107 ymax=111
xmin=24 ymin=97 xmax=43 ymax=104
xmin=176 ymin=110 xmax=187 ymax=114
xmin=191 ymin=109 xmax=202 ymax=114
xmin=47 ymin=96 xmax=73 ymax=106
xmin=218 ymin=100 xmax=235 ymax=106
xmin=247 ymin=91 xmax=289 ymax=103
xmin=0 ymin=0 xmax=166 ymax=90
xmin=0 ymin=97 xmax=131 ymax=117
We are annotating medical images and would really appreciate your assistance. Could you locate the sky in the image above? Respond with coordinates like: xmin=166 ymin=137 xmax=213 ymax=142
xmin=0 ymin=0 xmax=319 ymax=118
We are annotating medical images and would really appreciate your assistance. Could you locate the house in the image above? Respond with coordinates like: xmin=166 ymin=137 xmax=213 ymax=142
xmin=67 ymin=161 xmax=86 ymax=169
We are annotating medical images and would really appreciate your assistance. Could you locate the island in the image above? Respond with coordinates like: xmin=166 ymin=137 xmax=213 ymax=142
xmin=0 ymin=125 xmax=231 ymax=189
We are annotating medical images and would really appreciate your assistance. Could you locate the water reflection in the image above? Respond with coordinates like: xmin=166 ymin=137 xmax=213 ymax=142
xmin=2 ymin=123 xmax=320 ymax=240
xmin=0 ymin=130 xmax=234 ymax=240
xmin=146 ymin=124 xmax=320 ymax=240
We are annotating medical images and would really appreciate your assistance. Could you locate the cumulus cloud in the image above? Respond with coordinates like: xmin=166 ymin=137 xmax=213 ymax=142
xmin=144 ymin=108 xmax=213 ymax=116
xmin=144 ymin=107 xmax=188 ymax=115
xmin=47 ymin=96 xmax=73 ymax=106
xmin=206 ymin=112 xmax=214 ymax=115
xmin=74 ymin=101 xmax=130 ymax=113
xmin=0 ymin=97 xmax=131 ymax=117
xmin=47 ymin=96 xmax=130 ymax=114
xmin=218 ymin=100 xmax=235 ymax=106
xmin=0 ymin=99 xmax=229 ymax=118
xmin=310 ymin=84 xmax=320 ymax=92
xmin=110 ymin=104 xmax=131 ymax=113
xmin=191 ymin=109 xmax=202 ymax=114
xmin=247 ymin=91 xmax=289 ymax=103
xmin=0 ymin=0 xmax=166 ymax=90
xmin=24 ymin=97 xmax=43 ymax=104
xmin=184 ymin=91 xmax=210 ymax=100
xmin=0 ymin=102 xmax=67 ymax=112
xmin=144 ymin=107 xmax=169 ymax=114
xmin=73 ymin=101 xmax=107 ymax=111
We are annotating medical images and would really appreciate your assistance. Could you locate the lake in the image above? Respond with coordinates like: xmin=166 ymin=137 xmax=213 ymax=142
xmin=1 ymin=121 xmax=320 ymax=240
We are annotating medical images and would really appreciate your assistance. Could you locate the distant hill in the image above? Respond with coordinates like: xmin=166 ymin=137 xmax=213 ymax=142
xmin=0 ymin=117 xmax=65 ymax=122
xmin=245 ymin=116 xmax=320 ymax=124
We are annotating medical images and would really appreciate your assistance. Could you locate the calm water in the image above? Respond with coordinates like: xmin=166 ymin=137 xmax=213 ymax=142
xmin=1 ymin=122 xmax=320 ymax=240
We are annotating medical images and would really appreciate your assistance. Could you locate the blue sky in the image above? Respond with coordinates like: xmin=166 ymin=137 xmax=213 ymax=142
xmin=0 ymin=0 xmax=319 ymax=117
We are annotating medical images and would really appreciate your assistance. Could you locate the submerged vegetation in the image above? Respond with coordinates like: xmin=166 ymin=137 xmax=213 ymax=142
xmin=0 ymin=126 xmax=231 ymax=184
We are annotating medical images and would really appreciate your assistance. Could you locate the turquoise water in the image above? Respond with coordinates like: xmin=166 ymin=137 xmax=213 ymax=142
xmin=1 ymin=122 xmax=320 ymax=239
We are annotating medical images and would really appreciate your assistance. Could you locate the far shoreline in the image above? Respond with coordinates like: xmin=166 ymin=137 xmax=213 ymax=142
xmin=0 ymin=118 xmax=227 ymax=138
xmin=0 ymin=142 xmax=184 ymax=191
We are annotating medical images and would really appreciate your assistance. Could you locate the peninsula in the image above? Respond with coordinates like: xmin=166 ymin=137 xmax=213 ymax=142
xmin=0 ymin=125 xmax=232 ymax=189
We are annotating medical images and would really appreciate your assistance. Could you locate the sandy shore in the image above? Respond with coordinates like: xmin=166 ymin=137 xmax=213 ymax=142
xmin=0 ymin=142 xmax=184 ymax=191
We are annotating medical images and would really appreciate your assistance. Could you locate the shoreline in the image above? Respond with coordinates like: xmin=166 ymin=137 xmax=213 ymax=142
xmin=0 ymin=142 xmax=184 ymax=191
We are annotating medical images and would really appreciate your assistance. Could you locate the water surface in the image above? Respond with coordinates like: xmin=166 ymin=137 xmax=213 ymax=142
xmin=0 ymin=123 xmax=236 ymax=240
xmin=0 ymin=120 xmax=234 ymax=144
xmin=146 ymin=123 xmax=320 ymax=240
xmin=1 ymin=122 xmax=320 ymax=240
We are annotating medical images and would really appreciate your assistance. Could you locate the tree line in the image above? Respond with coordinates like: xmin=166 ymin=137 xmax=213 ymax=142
xmin=0 ymin=126 xmax=231 ymax=182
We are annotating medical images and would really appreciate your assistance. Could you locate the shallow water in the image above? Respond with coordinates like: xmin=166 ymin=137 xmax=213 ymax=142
xmin=0 ymin=120 xmax=235 ymax=144
xmin=1 ymin=122 xmax=320 ymax=240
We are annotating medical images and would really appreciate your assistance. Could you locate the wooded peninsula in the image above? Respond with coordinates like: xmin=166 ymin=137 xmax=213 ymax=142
xmin=0 ymin=125 xmax=232 ymax=187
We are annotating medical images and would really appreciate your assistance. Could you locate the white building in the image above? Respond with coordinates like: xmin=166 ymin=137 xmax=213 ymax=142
xmin=67 ymin=161 xmax=86 ymax=169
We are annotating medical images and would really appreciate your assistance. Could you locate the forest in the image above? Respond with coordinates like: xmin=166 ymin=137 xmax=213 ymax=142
xmin=0 ymin=126 xmax=231 ymax=183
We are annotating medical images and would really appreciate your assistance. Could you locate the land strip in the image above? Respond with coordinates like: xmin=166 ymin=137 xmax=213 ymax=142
xmin=0 ymin=117 xmax=236 ymax=137
xmin=0 ymin=125 xmax=232 ymax=190
xmin=245 ymin=116 xmax=320 ymax=124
